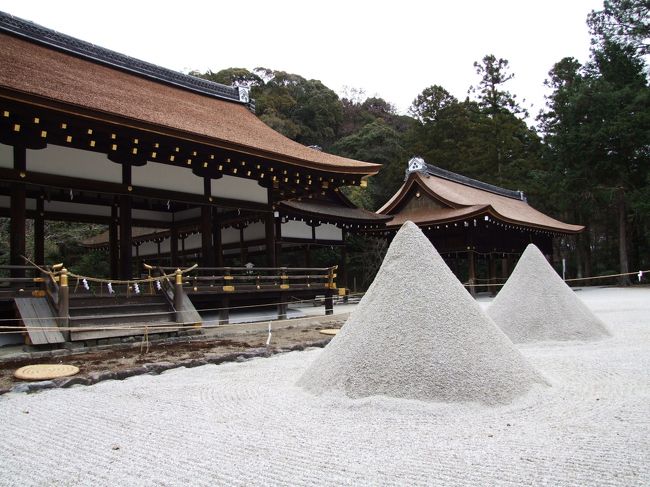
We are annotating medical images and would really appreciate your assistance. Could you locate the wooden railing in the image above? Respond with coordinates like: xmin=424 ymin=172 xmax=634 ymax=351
xmin=157 ymin=265 xmax=337 ymax=294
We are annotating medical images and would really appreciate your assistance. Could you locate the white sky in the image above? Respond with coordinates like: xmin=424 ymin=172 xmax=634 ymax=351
xmin=0 ymin=0 xmax=603 ymax=120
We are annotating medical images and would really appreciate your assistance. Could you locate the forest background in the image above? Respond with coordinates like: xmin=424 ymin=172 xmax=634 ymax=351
xmin=2 ymin=0 xmax=648 ymax=287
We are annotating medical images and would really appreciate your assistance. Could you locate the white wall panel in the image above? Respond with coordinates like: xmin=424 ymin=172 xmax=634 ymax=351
xmin=0 ymin=143 xmax=12 ymax=169
xmin=132 ymin=162 xmax=203 ymax=195
xmin=211 ymin=175 xmax=266 ymax=204
xmin=281 ymin=220 xmax=312 ymax=239
xmin=221 ymin=227 xmax=240 ymax=245
xmin=243 ymin=221 xmax=265 ymax=242
xmin=27 ymin=145 xmax=122 ymax=183
xmin=315 ymin=223 xmax=342 ymax=241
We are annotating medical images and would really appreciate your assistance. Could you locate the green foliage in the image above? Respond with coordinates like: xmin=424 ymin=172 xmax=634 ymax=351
xmin=588 ymin=0 xmax=650 ymax=55
xmin=539 ymin=39 xmax=650 ymax=277
xmin=332 ymin=119 xmax=407 ymax=210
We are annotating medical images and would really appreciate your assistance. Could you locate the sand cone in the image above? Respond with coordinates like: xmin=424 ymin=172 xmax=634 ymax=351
xmin=487 ymin=244 xmax=610 ymax=343
xmin=297 ymin=221 xmax=546 ymax=405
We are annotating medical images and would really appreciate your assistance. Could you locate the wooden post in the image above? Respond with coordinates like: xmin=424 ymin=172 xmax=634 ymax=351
xmin=10 ymin=146 xmax=26 ymax=279
xmin=467 ymin=250 xmax=477 ymax=297
xmin=219 ymin=297 xmax=230 ymax=325
xmin=238 ymin=225 xmax=247 ymax=265
xmin=34 ymin=196 xmax=45 ymax=266
xmin=277 ymin=297 xmax=288 ymax=320
xmin=174 ymin=268 xmax=184 ymax=324
xmin=265 ymin=188 xmax=276 ymax=267
xmin=275 ymin=217 xmax=282 ymax=266
xmin=58 ymin=267 xmax=70 ymax=339
xmin=325 ymin=266 xmax=335 ymax=315
xmin=201 ymin=208 xmax=214 ymax=267
xmin=340 ymin=241 xmax=348 ymax=291
xmin=213 ymin=218 xmax=223 ymax=267
xmin=489 ymin=253 xmax=497 ymax=296
xmin=170 ymin=226 xmax=179 ymax=268
xmin=119 ymin=163 xmax=132 ymax=279
xmin=109 ymin=202 xmax=119 ymax=279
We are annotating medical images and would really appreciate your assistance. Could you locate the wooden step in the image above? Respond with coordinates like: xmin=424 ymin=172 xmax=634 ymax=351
xmin=69 ymin=302 xmax=170 ymax=316
xmin=69 ymin=319 xmax=181 ymax=341
xmin=69 ymin=310 xmax=175 ymax=326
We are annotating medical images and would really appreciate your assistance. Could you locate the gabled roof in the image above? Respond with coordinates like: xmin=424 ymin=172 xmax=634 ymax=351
xmin=0 ymin=12 xmax=380 ymax=176
xmin=379 ymin=163 xmax=583 ymax=234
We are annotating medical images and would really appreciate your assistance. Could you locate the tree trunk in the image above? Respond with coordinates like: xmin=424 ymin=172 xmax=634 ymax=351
xmin=617 ymin=188 xmax=631 ymax=286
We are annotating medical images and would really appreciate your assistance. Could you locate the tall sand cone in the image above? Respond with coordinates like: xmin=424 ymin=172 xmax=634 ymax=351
xmin=487 ymin=244 xmax=610 ymax=343
xmin=297 ymin=221 xmax=547 ymax=405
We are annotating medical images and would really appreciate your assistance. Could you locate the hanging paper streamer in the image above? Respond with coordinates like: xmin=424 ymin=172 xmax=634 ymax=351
xmin=638 ymin=270 xmax=644 ymax=282
xmin=156 ymin=280 xmax=162 ymax=291
xmin=134 ymin=282 xmax=140 ymax=294
xmin=82 ymin=278 xmax=90 ymax=291
xmin=107 ymin=282 xmax=114 ymax=294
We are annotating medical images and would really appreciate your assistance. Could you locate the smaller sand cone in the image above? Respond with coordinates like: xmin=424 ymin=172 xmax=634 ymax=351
xmin=488 ymin=244 xmax=610 ymax=343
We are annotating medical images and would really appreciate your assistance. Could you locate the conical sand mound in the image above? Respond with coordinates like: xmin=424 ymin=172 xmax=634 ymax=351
xmin=297 ymin=221 xmax=547 ymax=405
xmin=487 ymin=244 xmax=610 ymax=343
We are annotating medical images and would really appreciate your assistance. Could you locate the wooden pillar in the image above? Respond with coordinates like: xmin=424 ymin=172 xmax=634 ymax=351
xmin=265 ymin=188 xmax=276 ymax=267
xmin=181 ymin=234 xmax=187 ymax=267
xmin=340 ymin=235 xmax=348 ymax=290
xmin=219 ymin=297 xmax=230 ymax=325
xmin=506 ymin=254 xmax=514 ymax=278
xmin=275 ymin=217 xmax=282 ymax=267
xmin=213 ymin=219 xmax=223 ymax=267
xmin=467 ymin=250 xmax=476 ymax=297
xmin=109 ymin=202 xmax=119 ymax=279
xmin=170 ymin=226 xmax=179 ymax=268
xmin=199 ymin=216 xmax=213 ymax=269
xmin=238 ymin=225 xmax=247 ymax=265
xmin=34 ymin=196 xmax=45 ymax=265
xmin=119 ymin=163 xmax=132 ymax=279
xmin=10 ymin=146 xmax=26 ymax=278
xmin=489 ymin=253 xmax=497 ymax=296
xmin=277 ymin=297 xmax=288 ymax=320
xmin=201 ymin=178 xmax=214 ymax=267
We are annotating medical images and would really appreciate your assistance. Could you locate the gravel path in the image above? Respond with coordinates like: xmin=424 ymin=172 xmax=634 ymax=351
xmin=1 ymin=287 xmax=649 ymax=486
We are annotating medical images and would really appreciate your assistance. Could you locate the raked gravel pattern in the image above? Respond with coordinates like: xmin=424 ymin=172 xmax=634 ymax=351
xmin=0 ymin=287 xmax=649 ymax=486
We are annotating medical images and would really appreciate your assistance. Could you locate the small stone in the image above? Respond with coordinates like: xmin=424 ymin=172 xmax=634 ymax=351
xmin=111 ymin=444 xmax=120 ymax=450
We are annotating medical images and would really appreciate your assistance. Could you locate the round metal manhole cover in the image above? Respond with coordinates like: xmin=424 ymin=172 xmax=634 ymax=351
xmin=319 ymin=328 xmax=340 ymax=336
xmin=14 ymin=364 xmax=80 ymax=381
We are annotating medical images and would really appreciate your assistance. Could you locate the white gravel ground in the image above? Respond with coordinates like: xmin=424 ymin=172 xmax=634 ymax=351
xmin=0 ymin=287 xmax=649 ymax=486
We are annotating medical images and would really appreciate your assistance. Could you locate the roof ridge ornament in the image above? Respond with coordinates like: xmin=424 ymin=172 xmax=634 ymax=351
xmin=406 ymin=156 xmax=427 ymax=180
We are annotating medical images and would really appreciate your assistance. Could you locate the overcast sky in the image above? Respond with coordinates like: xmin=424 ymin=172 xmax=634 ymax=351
xmin=0 ymin=0 xmax=604 ymax=121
